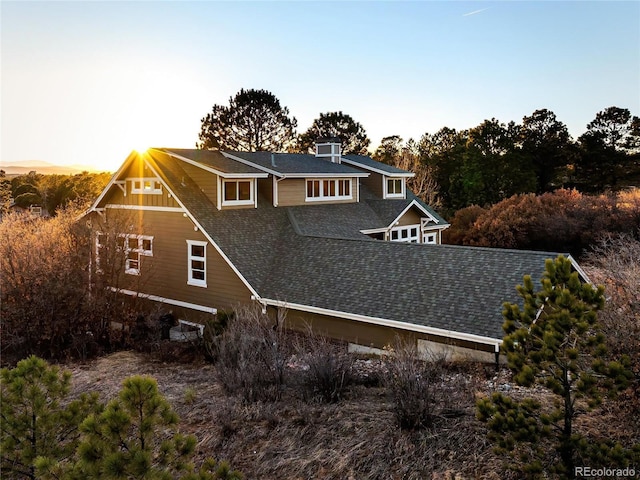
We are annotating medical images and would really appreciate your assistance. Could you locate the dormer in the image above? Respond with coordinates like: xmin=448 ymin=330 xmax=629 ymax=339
xmin=383 ymin=176 xmax=406 ymax=199
xmin=315 ymin=137 xmax=342 ymax=164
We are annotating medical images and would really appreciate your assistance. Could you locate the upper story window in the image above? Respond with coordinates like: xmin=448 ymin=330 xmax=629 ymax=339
xmin=130 ymin=178 xmax=162 ymax=195
xmin=119 ymin=234 xmax=154 ymax=275
xmin=385 ymin=177 xmax=405 ymax=199
xmin=306 ymin=179 xmax=352 ymax=202
xmin=390 ymin=225 xmax=420 ymax=243
xmin=187 ymin=240 xmax=207 ymax=287
xmin=222 ymin=179 xmax=253 ymax=206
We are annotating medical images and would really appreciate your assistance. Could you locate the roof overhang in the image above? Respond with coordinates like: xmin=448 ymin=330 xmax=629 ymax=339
xmin=162 ymin=149 xmax=268 ymax=179
xmin=340 ymin=157 xmax=415 ymax=178
xmin=260 ymin=298 xmax=502 ymax=350
xmin=389 ymin=199 xmax=443 ymax=228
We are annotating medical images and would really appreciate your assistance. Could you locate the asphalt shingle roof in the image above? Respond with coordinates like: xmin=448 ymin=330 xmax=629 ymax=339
xmin=226 ymin=151 xmax=366 ymax=176
xmin=342 ymin=154 xmax=415 ymax=175
xmin=147 ymin=150 xmax=560 ymax=343
xmin=159 ymin=148 xmax=266 ymax=175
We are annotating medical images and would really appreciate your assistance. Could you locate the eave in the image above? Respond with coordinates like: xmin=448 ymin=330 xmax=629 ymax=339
xmin=161 ymin=149 xmax=268 ymax=179
xmin=261 ymin=298 xmax=502 ymax=351
xmin=340 ymin=157 xmax=415 ymax=178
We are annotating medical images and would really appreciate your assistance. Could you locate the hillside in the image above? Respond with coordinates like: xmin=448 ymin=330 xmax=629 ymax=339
xmin=63 ymin=349 xmax=636 ymax=480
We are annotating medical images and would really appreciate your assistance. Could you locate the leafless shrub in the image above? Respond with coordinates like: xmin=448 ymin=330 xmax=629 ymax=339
xmin=293 ymin=328 xmax=355 ymax=403
xmin=586 ymin=233 xmax=640 ymax=426
xmin=383 ymin=339 xmax=468 ymax=430
xmin=212 ymin=305 xmax=290 ymax=403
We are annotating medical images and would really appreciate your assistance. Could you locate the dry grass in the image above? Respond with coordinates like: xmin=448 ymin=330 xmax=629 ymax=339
xmin=64 ymin=349 xmax=637 ymax=479
xmin=65 ymin=350 xmax=508 ymax=479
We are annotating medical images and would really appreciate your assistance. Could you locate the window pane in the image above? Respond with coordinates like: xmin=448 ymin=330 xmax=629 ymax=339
xmin=402 ymin=229 xmax=408 ymax=238
xmin=192 ymin=245 xmax=204 ymax=257
xmin=128 ymin=237 xmax=138 ymax=250
xmin=391 ymin=231 xmax=398 ymax=240
xmin=238 ymin=181 xmax=251 ymax=200
xmin=344 ymin=180 xmax=350 ymax=196
xmin=192 ymin=260 xmax=204 ymax=270
xmin=307 ymin=181 xmax=313 ymax=198
xmin=142 ymin=239 xmax=152 ymax=251
xmin=224 ymin=182 xmax=237 ymax=201
xmin=144 ymin=181 xmax=152 ymax=190
xmin=192 ymin=270 xmax=205 ymax=280
xmin=317 ymin=145 xmax=332 ymax=155
xmin=328 ymin=181 xmax=336 ymax=196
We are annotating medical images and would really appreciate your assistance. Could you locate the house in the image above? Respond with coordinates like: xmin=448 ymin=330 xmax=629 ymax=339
xmin=86 ymin=139 xmax=588 ymax=362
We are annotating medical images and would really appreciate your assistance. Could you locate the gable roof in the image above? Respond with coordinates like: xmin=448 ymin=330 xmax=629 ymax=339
xmin=141 ymin=149 xmax=567 ymax=347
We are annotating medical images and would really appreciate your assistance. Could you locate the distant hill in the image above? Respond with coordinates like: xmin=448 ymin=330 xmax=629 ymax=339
xmin=0 ymin=160 xmax=105 ymax=175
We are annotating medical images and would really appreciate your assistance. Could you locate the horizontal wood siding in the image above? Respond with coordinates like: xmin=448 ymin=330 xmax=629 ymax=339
xmin=396 ymin=207 xmax=422 ymax=226
xmin=179 ymin=162 xmax=218 ymax=207
xmin=277 ymin=178 xmax=359 ymax=206
xmin=277 ymin=307 xmax=496 ymax=354
xmin=104 ymin=208 xmax=252 ymax=311
xmin=361 ymin=172 xmax=384 ymax=197
xmin=258 ymin=177 xmax=273 ymax=205
xmin=277 ymin=179 xmax=305 ymax=206
xmin=100 ymin=159 xmax=180 ymax=208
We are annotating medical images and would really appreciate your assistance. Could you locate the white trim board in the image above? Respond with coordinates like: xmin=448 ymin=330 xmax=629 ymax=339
xmin=340 ymin=157 xmax=415 ymax=178
xmin=105 ymin=204 xmax=185 ymax=213
xmin=111 ymin=288 xmax=217 ymax=314
xmin=143 ymin=152 xmax=262 ymax=300
xmin=261 ymin=298 xmax=502 ymax=349
xmin=161 ymin=149 xmax=268 ymax=179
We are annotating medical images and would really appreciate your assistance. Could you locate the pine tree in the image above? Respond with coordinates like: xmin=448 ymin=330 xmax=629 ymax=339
xmin=477 ymin=256 xmax=635 ymax=478
xmin=0 ymin=356 xmax=101 ymax=479
xmin=38 ymin=375 xmax=244 ymax=480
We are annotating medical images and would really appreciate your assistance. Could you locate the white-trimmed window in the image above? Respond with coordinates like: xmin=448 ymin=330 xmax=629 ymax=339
xmin=222 ymin=180 xmax=253 ymax=206
xmin=120 ymin=234 xmax=154 ymax=275
xmin=187 ymin=240 xmax=207 ymax=287
xmin=95 ymin=232 xmax=107 ymax=272
xmin=424 ymin=232 xmax=437 ymax=244
xmin=130 ymin=178 xmax=162 ymax=194
xmin=306 ymin=179 xmax=352 ymax=201
xmin=390 ymin=225 xmax=420 ymax=243
xmin=385 ymin=177 xmax=405 ymax=199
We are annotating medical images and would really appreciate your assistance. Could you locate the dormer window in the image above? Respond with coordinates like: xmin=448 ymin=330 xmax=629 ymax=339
xmin=130 ymin=178 xmax=162 ymax=195
xmin=385 ymin=177 xmax=405 ymax=199
xmin=306 ymin=178 xmax=352 ymax=201
xmin=222 ymin=179 xmax=253 ymax=206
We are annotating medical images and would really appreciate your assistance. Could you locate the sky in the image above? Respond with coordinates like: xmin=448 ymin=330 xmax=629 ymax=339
xmin=2 ymin=1 xmax=639 ymax=172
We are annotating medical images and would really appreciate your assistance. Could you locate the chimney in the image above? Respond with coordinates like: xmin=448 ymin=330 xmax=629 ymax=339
xmin=315 ymin=136 xmax=341 ymax=163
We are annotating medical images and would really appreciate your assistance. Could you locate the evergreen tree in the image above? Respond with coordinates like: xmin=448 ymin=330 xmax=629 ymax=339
xmin=296 ymin=111 xmax=370 ymax=155
xmin=197 ymin=89 xmax=297 ymax=152
xmin=477 ymin=256 xmax=635 ymax=478
xmin=66 ymin=375 xmax=197 ymax=479
xmin=38 ymin=375 xmax=243 ymax=480
xmin=0 ymin=356 xmax=101 ymax=480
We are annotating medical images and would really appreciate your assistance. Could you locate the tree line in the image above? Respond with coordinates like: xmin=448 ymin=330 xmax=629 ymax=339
xmin=0 ymin=170 xmax=111 ymax=216
xmin=197 ymin=89 xmax=639 ymax=213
